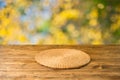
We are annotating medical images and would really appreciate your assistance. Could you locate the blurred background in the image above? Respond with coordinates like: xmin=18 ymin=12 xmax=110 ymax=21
xmin=0 ymin=0 xmax=120 ymax=45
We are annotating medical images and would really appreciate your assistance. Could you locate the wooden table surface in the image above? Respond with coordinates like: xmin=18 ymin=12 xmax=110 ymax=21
xmin=0 ymin=45 xmax=120 ymax=80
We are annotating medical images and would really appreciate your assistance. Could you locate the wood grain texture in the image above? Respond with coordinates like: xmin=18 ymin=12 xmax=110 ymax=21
xmin=0 ymin=45 xmax=120 ymax=80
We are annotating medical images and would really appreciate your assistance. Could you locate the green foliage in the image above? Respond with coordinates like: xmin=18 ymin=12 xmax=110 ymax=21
xmin=37 ymin=20 xmax=50 ymax=33
xmin=94 ymin=0 xmax=120 ymax=6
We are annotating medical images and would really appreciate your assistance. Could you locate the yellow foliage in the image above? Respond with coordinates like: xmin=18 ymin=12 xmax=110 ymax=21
xmin=15 ymin=0 xmax=31 ymax=7
xmin=0 ymin=0 xmax=120 ymax=44
xmin=0 ymin=28 xmax=7 ymax=37
xmin=110 ymin=16 xmax=120 ymax=31
xmin=92 ymin=40 xmax=103 ymax=45
xmin=88 ymin=8 xmax=98 ymax=26
xmin=52 ymin=15 xmax=67 ymax=27
xmin=1 ymin=18 xmax=10 ymax=27
xmin=52 ymin=9 xmax=80 ymax=27
xmin=51 ymin=29 xmax=69 ymax=44
xmin=88 ymin=8 xmax=98 ymax=19
xmin=89 ymin=19 xmax=98 ymax=26
xmin=80 ymin=27 xmax=103 ymax=44
xmin=67 ymin=24 xmax=75 ymax=32
xmin=67 ymin=24 xmax=79 ymax=38
xmin=97 ymin=3 xmax=104 ymax=9
xmin=18 ymin=35 xmax=28 ymax=42
xmin=60 ymin=9 xmax=80 ymax=19
xmin=0 ymin=3 xmax=28 ymax=44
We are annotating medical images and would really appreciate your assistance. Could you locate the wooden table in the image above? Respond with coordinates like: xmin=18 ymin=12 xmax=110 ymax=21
xmin=0 ymin=45 xmax=120 ymax=80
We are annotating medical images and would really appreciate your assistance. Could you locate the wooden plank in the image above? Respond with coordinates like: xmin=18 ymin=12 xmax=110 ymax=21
xmin=0 ymin=45 xmax=120 ymax=80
